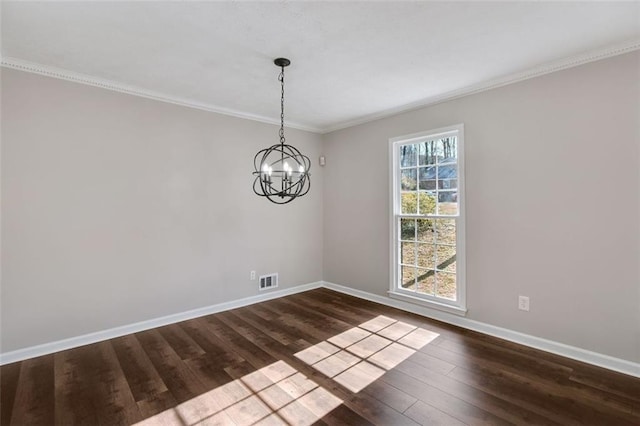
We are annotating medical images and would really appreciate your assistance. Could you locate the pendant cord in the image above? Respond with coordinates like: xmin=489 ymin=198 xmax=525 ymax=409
xmin=279 ymin=67 xmax=285 ymax=145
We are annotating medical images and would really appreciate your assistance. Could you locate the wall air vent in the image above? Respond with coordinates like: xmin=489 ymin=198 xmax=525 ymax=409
xmin=259 ymin=273 xmax=278 ymax=291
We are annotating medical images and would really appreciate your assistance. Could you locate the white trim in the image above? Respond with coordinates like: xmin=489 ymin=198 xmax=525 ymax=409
xmin=388 ymin=290 xmax=467 ymax=316
xmin=2 ymin=280 xmax=638 ymax=377
xmin=0 ymin=281 xmax=323 ymax=365
xmin=0 ymin=57 xmax=322 ymax=134
xmin=2 ymin=40 xmax=639 ymax=135
xmin=322 ymin=281 xmax=640 ymax=378
xmin=322 ymin=39 xmax=640 ymax=134
xmin=389 ymin=125 xmax=464 ymax=145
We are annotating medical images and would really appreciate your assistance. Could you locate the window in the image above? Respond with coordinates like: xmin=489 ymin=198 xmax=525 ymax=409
xmin=389 ymin=125 xmax=466 ymax=315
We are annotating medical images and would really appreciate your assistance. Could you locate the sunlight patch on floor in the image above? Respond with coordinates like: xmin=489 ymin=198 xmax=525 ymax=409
xmin=295 ymin=315 xmax=439 ymax=392
xmin=135 ymin=315 xmax=437 ymax=425
xmin=134 ymin=360 xmax=342 ymax=426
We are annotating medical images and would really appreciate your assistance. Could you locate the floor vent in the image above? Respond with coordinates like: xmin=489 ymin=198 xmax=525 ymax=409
xmin=259 ymin=273 xmax=278 ymax=291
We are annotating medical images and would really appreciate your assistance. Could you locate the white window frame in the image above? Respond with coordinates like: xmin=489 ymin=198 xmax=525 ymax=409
xmin=388 ymin=124 xmax=467 ymax=316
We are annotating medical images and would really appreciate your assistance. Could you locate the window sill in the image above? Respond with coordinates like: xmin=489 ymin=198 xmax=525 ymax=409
xmin=388 ymin=291 xmax=467 ymax=317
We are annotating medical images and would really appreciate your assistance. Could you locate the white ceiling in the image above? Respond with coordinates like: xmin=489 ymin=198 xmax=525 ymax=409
xmin=2 ymin=1 xmax=639 ymax=133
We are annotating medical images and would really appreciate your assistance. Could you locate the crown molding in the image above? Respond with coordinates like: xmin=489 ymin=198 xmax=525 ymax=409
xmin=3 ymin=38 xmax=639 ymax=135
xmin=320 ymin=38 xmax=640 ymax=134
xmin=0 ymin=57 xmax=323 ymax=134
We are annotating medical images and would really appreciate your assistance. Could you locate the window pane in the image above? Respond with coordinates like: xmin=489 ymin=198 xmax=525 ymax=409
xmin=437 ymin=191 xmax=457 ymax=203
xmin=418 ymin=142 xmax=426 ymax=164
xmin=420 ymin=179 xmax=437 ymax=190
xmin=437 ymin=191 xmax=457 ymax=215
xmin=417 ymin=243 xmax=435 ymax=269
xmin=418 ymin=191 xmax=436 ymax=215
xmin=436 ymin=244 xmax=456 ymax=273
xmin=419 ymin=140 xmax=438 ymax=165
xmin=435 ymin=219 xmax=456 ymax=245
xmin=401 ymin=266 xmax=417 ymax=290
xmin=401 ymin=169 xmax=417 ymax=190
xmin=418 ymin=166 xmax=436 ymax=190
xmin=401 ymin=242 xmax=416 ymax=265
xmin=437 ymin=164 xmax=456 ymax=181
xmin=438 ymin=137 xmax=457 ymax=164
xmin=400 ymin=218 xmax=416 ymax=240
xmin=434 ymin=139 xmax=444 ymax=160
xmin=417 ymin=269 xmax=435 ymax=295
xmin=439 ymin=179 xmax=457 ymax=190
xmin=436 ymin=272 xmax=456 ymax=300
xmin=416 ymin=219 xmax=435 ymax=242
xmin=401 ymin=192 xmax=418 ymax=214
xmin=400 ymin=144 xmax=417 ymax=167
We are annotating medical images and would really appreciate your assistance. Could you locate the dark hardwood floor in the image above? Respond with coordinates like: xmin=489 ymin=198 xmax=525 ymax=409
xmin=2 ymin=288 xmax=639 ymax=425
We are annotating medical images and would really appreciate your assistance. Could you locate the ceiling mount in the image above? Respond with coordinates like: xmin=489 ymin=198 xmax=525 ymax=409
xmin=273 ymin=58 xmax=291 ymax=68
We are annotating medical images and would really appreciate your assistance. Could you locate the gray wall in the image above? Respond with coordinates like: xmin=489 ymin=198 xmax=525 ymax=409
xmin=1 ymin=69 xmax=323 ymax=352
xmin=2 ymin=52 xmax=639 ymax=364
xmin=322 ymin=52 xmax=640 ymax=363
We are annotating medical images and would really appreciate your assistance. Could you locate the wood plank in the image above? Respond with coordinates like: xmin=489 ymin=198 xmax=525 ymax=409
xmin=360 ymin=379 xmax=417 ymax=413
xmin=451 ymin=323 xmax=639 ymax=395
xmin=248 ymin=301 xmax=283 ymax=322
xmin=136 ymin=390 xmax=178 ymax=420
xmin=251 ymin=301 xmax=345 ymax=346
xmin=179 ymin=318 xmax=244 ymax=364
xmin=54 ymin=342 xmax=141 ymax=425
xmin=404 ymin=401 xmax=467 ymax=426
xmin=184 ymin=353 xmax=236 ymax=389
xmin=238 ymin=305 xmax=305 ymax=347
xmin=135 ymin=329 xmax=208 ymax=404
xmin=156 ymin=323 xmax=206 ymax=361
xmin=318 ymin=404 xmax=375 ymax=426
xmin=401 ymin=348 xmax=456 ymax=375
xmin=382 ymin=368 xmax=512 ymax=426
xmin=425 ymin=339 xmax=640 ymax=418
xmin=289 ymin=292 xmax=377 ymax=326
xmin=437 ymin=334 xmax=573 ymax=380
xmin=385 ymin=360 xmax=558 ymax=425
xmin=268 ymin=297 xmax=353 ymax=339
xmin=9 ymin=355 xmax=54 ymax=425
xmin=448 ymin=365 xmax=638 ymax=425
xmin=0 ymin=362 xmax=21 ymax=426
xmin=111 ymin=334 xmax=168 ymax=402
xmin=569 ymin=366 xmax=640 ymax=402
xmin=201 ymin=316 xmax=277 ymax=370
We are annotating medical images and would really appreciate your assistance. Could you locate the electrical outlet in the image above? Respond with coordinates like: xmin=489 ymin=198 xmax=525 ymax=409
xmin=250 ymin=270 xmax=256 ymax=280
xmin=518 ymin=295 xmax=530 ymax=311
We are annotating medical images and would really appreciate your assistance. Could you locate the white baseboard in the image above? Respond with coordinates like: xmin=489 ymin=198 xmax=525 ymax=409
xmin=3 ymin=279 xmax=638 ymax=378
xmin=0 ymin=281 xmax=323 ymax=365
xmin=322 ymin=281 xmax=640 ymax=378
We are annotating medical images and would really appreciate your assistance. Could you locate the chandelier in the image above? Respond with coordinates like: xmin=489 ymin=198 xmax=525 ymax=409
xmin=253 ymin=58 xmax=311 ymax=204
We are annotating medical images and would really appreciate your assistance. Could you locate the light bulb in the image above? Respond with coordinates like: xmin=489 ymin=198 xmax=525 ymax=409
xmin=284 ymin=162 xmax=289 ymax=172
xmin=262 ymin=163 xmax=268 ymax=173
xmin=268 ymin=166 xmax=273 ymax=176
xmin=299 ymin=165 xmax=304 ymax=173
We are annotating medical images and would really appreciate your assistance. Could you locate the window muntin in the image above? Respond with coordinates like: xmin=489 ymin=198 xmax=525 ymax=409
xmin=391 ymin=126 xmax=465 ymax=312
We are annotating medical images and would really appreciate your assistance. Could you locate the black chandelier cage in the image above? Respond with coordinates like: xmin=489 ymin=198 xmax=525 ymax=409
xmin=253 ymin=58 xmax=311 ymax=204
